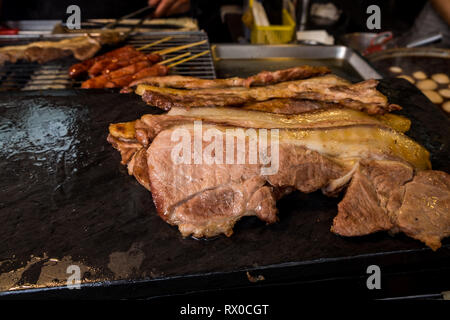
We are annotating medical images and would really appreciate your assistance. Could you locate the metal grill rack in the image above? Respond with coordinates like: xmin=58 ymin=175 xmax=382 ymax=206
xmin=0 ymin=31 xmax=216 ymax=91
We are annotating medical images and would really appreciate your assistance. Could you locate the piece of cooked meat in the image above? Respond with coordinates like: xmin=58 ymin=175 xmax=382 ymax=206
xmin=69 ymin=45 xmax=137 ymax=79
xmin=137 ymin=75 xmax=401 ymax=114
xmin=0 ymin=33 xmax=121 ymax=66
xmin=146 ymin=126 xmax=347 ymax=237
xmin=138 ymin=124 xmax=448 ymax=248
xmin=127 ymin=147 xmax=151 ymax=191
xmin=101 ymin=53 xmax=162 ymax=76
xmin=241 ymin=98 xmax=338 ymax=114
xmin=332 ymin=161 xmax=450 ymax=250
xmin=109 ymin=121 xmax=136 ymax=140
xmin=82 ymin=63 xmax=169 ymax=89
xmin=136 ymin=121 xmax=430 ymax=228
xmin=332 ymin=160 xmax=414 ymax=236
xmin=107 ymin=134 xmax=142 ymax=165
xmin=87 ymin=48 xmax=144 ymax=77
xmin=132 ymin=107 xmax=411 ymax=146
xmin=221 ymin=100 xmax=411 ymax=132
xmin=390 ymin=170 xmax=450 ymax=250
xmin=108 ymin=112 xmax=450 ymax=249
xmin=127 ymin=66 xmax=331 ymax=89
xmin=113 ymin=112 xmax=428 ymax=191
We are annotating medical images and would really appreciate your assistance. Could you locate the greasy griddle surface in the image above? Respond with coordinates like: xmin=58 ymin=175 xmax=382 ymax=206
xmin=0 ymin=81 xmax=449 ymax=296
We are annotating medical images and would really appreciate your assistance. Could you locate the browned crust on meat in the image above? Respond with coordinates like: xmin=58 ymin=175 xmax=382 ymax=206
xmin=141 ymin=76 xmax=400 ymax=115
xmin=244 ymin=66 xmax=330 ymax=87
xmin=127 ymin=148 xmax=151 ymax=191
xmin=129 ymin=66 xmax=331 ymax=89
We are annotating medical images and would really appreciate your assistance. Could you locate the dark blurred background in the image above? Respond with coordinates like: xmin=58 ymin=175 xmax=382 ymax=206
xmin=0 ymin=0 xmax=429 ymax=43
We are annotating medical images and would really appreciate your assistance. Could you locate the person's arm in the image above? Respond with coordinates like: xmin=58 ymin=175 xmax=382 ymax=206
xmin=430 ymin=0 xmax=450 ymax=25
xmin=148 ymin=0 xmax=191 ymax=18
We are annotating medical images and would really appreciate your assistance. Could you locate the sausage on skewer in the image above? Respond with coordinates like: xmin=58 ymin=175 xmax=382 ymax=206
xmin=87 ymin=48 xmax=145 ymax=77
xmin=71 ymin=39 xmax=206 ymax=79
xmin=101 ymin=53 xmax=162 ymax=75
xmin=69 ymin=45 xmax=137 ymax=79
xmin=81 ymin=60 xmax=153 ymax=88
xmin=104 ymin=65 xmax=169 ymax=88
xmin=81 ymin=52 xmax=192 ymax=89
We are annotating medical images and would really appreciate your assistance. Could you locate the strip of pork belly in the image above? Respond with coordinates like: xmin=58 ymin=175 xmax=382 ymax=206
xmin=168 ymin=107 xmax=411 ymax=133
xmin=332 ymin=161 xmax=450 ymax=250
xmin=136 ymin=75 xmax=400 ymax=114
xmin=145 ymin=123 xmax=430 ymax=238
xmin=242 ymin=98 xmax=407 ymax=123
xmin=128 ymin=66 xmax=331 ymax=89
xmin=175 ymin=104 xmax=411 ymax=132
xmin=135 ymin=107 xmax=411 ymax=148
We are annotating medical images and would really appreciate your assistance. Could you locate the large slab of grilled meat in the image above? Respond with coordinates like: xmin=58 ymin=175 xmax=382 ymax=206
xmin=108 ymin=69 xmax=450 ymax=250
xmin=0 ymin=30 xmax=122 ymax=65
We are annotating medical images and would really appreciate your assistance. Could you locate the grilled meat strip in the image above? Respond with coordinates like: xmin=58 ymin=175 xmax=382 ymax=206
xmin=132 ymin=107 xmax=411 ymax=147
xmin=137 ymin=75 xmax=401 ymax=114
xmin=128 ymin=66 xmax=331 ymax=89
xmin=240 ymin=99 xmax=411 ymax=132
xmin=0 ymin=36 xmax=100 ymax=66
xmin=241 ymin=98 xmax=339 ymax=114
xmin=0 ymin=31 xmax=122 ymax=66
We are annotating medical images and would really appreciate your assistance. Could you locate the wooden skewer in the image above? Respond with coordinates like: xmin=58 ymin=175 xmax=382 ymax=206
xmin=137 ymin=36 xmax=173 ymax=51
xmin=153 ymin=40 xmax=207 ymax=55
xmin=167 ymin=50 xmax=210 ymax=68
xmin=158 ymin=52 xmax=191 ymax=65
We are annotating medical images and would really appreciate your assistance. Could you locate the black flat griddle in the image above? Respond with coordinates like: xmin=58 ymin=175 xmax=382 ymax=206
xmin=0 ymin=79 xmax=449 ymax=299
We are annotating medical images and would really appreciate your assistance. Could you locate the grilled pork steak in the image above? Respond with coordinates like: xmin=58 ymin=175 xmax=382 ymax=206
xmin=108 ymin=119 xmax=449 ymax=249
xmin=146 ymin=126 xmax=346 ymax=238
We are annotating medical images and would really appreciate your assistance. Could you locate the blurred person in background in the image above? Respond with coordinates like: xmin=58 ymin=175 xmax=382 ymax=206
xmin=396 ymin=0 xmax=450 ymax=47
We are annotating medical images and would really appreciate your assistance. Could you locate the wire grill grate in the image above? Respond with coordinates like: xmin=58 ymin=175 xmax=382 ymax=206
xmin=0 ymin=31 xmax=216 ymax=91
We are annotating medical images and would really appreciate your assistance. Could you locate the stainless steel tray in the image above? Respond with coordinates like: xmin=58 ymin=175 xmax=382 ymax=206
xmin=211 ymin=44 xmax=381 ymax=82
